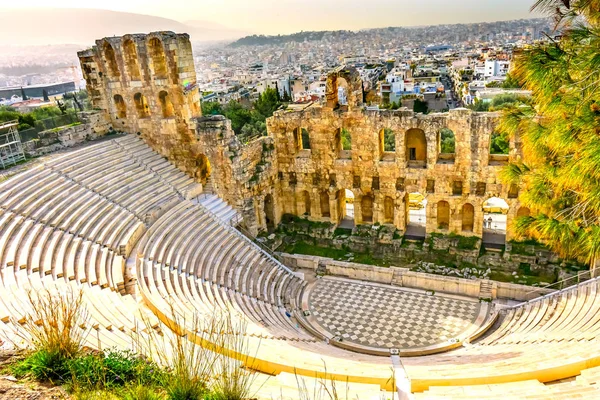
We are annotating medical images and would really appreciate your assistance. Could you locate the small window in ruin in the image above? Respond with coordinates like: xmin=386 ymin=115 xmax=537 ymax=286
xmin=312 ymin=173 xmax=320 ymax=186
xmin=372 ymin=177 xmax=380 ymax=190
xmin=396 ymin=177 xmax=405 ymax=191
xmin=439 ymin=128 xmax=456 ymax=154
xmin=426 ymin=179 xmax=435 ymax=193
xmin=490 ymin=131 xmax=510 ymax=155
xmin=301 ymin=128 xmax=311 ymax=150
xmin=278 ymin=172 xmax=283 ymax=180
xmin=289 ymin=172 xmax=297 ymax=185
xmin=353 ymin=175 xmax=361 ymax=189
xmin=508 ymin=184 xmax=519 ymax=199
xmin=453 ymin=181 xmax=463 ymax=196
xmin=384 ymin=128 xmax=395 ymax=152
xmin=476 ymin=182 xmax=486 ymax=196
xmin=329 ymin=174 xmax=337 ymax=187
xmin=133 ymin=93 xmax=150 ymax=118
xmin=341 ymin=128 xmax=352 ymax=150
xmin=409 ymin=148 xmax=417 ymax=161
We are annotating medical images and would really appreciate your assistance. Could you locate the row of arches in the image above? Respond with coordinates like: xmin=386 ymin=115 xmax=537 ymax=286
xmin=101 ymin=37 xmax=170 ymax=82
xmin=291 ymin=126 xmax=509 ymax=164
xmin=268 ymin=190 xmax=531 ymax=244
xmin=113 ymin=91 xmax=175 ymax=119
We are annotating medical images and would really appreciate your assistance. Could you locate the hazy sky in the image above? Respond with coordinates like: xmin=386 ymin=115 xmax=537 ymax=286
xmin=0 ymin=1 xmax=543 ymax=34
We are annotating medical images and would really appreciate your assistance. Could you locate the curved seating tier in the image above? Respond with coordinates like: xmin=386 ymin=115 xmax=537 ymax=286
xmin=402 ymin=277 xmax=600 ymax=393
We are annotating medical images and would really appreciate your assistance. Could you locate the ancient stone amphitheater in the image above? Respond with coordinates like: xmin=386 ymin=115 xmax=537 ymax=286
xmin=1 ymin=31 xmax=600 ymax=399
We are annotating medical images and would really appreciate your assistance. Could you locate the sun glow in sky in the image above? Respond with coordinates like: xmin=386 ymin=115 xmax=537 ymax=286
xmin=0 ymin=0 xmax=542 ymax=34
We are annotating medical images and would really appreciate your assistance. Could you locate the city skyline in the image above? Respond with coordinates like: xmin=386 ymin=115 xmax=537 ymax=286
xmin=1 ymin=1 xmax=544 ymax=35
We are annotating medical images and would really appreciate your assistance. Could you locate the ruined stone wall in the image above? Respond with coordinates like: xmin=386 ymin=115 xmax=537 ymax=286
xmin=77 ymin=32 xmax=207 ymax=182
xmin=264 ymin=105 xmax=525 ymax=240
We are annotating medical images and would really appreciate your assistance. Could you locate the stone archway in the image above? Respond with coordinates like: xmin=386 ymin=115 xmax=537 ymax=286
xmin=482 ymin=197 xmax=509 ymax=247
xmin=320 ymin=191 xmax=330 ymax=218
xmin=102 ymin=41 xmax=120 ymax=80
xmin=437 ymin=200 xmax=450 ymax=230
xmin=196 ymin=154 xmax=211 ymax=184
xmin=406 ymin=192 xmax=427 ymax=238
xmin=148 ymin=37 xmax=168 ymax=79
xmin=122 ymin=38 xmax=141 ymax=80
xmin=405 ymin=128 xmax=427 ymax=168
xmin=462 ymin=203 xmax=475 ymax=232
xmin=361 ymin=194 xmax=374 ymax=223
xmin=264 ymin=194 xmax=275 ymax=231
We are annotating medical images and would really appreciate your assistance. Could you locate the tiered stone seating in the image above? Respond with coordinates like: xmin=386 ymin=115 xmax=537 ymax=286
xmin=0 ymin=134 xmax=199 ymax=352
xmin=402 ymin=277 xmax=600 ymax=393
xmin=136 ymin=199 xmax=312 ymax=341
xmin=4 ymin=132 xmax=600 ymax=398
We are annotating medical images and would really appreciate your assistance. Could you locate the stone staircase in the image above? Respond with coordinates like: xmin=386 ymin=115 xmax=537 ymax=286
xmin=196 ymin=194 xmax=242 ymax=226
xmin=480 ymin=279 xmax=494 ymax=299
xmin=203 ymin=176 xmax=215 ymax=194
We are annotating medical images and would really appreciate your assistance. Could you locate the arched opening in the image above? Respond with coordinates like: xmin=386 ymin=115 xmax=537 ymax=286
xmin=158 ymin=91 xmax=175 ymax=118
xmin=336 ymin=189 xmax=355 ymax=229
xmin=122 ymin=38 xmax=141 ymax=80
xmin=337 ymin=77 xmax=349 ymax=107
xmin=437 ymin=200 xmax=450 ymax=230
xmin=406 ymin=192 xmax=427 ymax=238
xmin=405 ymin=128 xmax=427 ymax=168
xmin=301 ymin=190 xmax=311 ymax=216
xmin=264 ymin=194 xmax=275 ymax=231
xmin=380 ymin=128 xmax=395 ymax=160
xmin=489 ymin=131 xmax=510 ymax=165
xmin=361 ymin=194 xmax=374 ymax=223
xmin=335 ymin=128 xmax=352 ymax=159
xmin=148 ymin=37 xmax=168 ymax=79
xmin=462 ymin=203 xmax=475 ymax=232
xmin=438 ymin=128 xmax=455 ymax=163
xmin=482 ymin=197 xmax=509 ymax=247
xmin=196 ymin=154 xmax=211 ymax=184
xmin=320 ymin=191 xmax=330 ymax=218
xmin=301 ymin=128 xmax=311 ymax=150
xmin=517 ymin=207 xmax=531 ymax=217
xmin=133 ymin=93 xmax=150 ymax=118
xmin=102 ymin=42 xmax=120 ymax=79
xmin=384 ymin=196 xmax=394 ymax=224
xmin=113 ymin=94 xmax=126 ymax=118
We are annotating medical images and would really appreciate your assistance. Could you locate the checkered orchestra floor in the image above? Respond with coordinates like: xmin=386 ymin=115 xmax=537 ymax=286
xmin=309 ymin=278 xmax=480 ymax=349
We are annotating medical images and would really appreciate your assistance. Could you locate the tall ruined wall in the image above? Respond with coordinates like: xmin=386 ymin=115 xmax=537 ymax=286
xmin=264 ymin=105 xmax=525 ymax=239
xmin=194 ymin=116 xmax=279 ymax=234
xmin=77 ymin=32 xmax=207 ymax=182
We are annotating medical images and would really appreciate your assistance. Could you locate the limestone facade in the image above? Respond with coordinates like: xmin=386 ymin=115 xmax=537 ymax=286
xmin=77 ymin=32 xmax=207 ymax=181
xmin=78 ymin=34 xmax=524 ymax=241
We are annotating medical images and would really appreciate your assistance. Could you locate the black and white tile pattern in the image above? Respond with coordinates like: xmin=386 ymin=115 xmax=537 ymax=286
xmin=309 ymin=279 xmax=480 ymax=349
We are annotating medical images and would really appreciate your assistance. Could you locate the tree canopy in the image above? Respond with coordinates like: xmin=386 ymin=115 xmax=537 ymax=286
xmin=200 ymin=87 xmax=281 ymax=136
xmin=499 ymin=0 xmax=600 ymax=265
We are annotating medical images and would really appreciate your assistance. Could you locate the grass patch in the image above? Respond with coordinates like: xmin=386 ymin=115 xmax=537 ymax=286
xmin=282 ymin=241 xmax=392 ymax=267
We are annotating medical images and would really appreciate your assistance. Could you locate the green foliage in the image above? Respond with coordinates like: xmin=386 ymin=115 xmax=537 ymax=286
xmin=496 ymin=0 xmax=600 ymax=265
xmin=341 ymin=128 xmax=351 ymax=150
xmin=490 ymin=132 xmax=509 ymax=155
xmin=11 ymin=349 xmax=70 ymax=383
xmin=383 ymin=128 xmax=395 ymax=152
xmin=201 ymin=101 xmax=223 ymax=116
xmin=413 ymin=98 xmax=428 ymax=114
xmin=201 ymin=88 xmax=280 ymax=137
xmin=456 ymin=235 xmax=479 ymax=250
xmin=502 ymin=72 xmax=521 ymax=89
xmin=67 ymin=350 xmax=164 ymax=391
xmin=439 ymin=128 xmax=455 ymax=153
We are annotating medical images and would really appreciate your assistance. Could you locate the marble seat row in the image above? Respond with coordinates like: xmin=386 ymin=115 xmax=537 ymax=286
xmin=136 ymin=199 xmax=310 ymax=342
xmin=479 ymin=278 xmax=600 ymax=345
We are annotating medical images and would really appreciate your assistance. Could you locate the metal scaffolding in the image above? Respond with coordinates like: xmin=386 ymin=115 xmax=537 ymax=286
xmin=0 ymin=120 xmax=26 ymax=169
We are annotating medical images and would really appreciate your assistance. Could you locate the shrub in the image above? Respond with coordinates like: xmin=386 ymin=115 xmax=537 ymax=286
xmin=12 ymin=289 xmax=89 ymax=383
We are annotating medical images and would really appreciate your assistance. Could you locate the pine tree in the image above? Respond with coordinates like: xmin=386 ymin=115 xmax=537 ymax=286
xmin=499 ymin=0 xmax=600 ymax=266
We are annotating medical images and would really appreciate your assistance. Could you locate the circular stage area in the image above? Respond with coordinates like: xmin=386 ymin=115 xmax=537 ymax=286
xmin=308 ymin=278 xmax=481 ymax=352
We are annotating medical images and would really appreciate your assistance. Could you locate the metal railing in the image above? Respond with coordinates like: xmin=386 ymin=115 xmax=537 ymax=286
xmin=503 ymin=277 xmax=600 ymax=310
xmin=523 ymin=270 xmax=592 ymax=297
